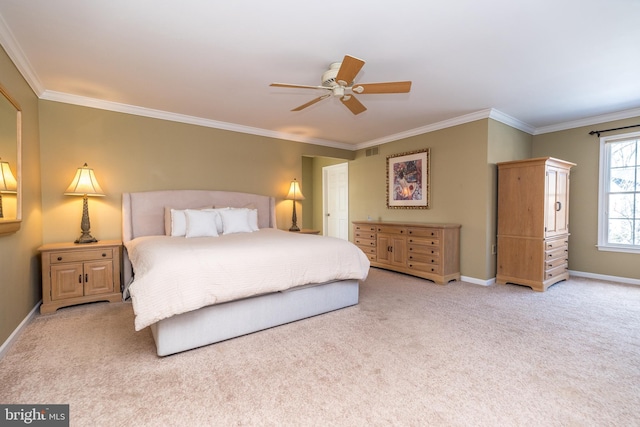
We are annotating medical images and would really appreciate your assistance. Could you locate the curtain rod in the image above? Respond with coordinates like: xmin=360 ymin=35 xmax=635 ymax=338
xmin=588 ymin=124 xmax=640 ymax=137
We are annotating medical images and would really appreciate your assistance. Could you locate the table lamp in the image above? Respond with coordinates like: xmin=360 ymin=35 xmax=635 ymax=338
xmin=285 ymin=179 xmax=305 ymax=232
xmin=0 ymin=158 xmax=17 ymax=219
xmin=64 ymin=163 xmax=105 ymax=243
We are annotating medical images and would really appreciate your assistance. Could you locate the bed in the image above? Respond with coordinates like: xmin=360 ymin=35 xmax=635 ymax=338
xmin=122 ymin=189 xmax=370 ymax=356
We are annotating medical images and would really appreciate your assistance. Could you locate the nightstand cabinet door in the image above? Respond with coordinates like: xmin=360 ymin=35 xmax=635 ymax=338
xmin=51 ymin=263 xmax=84 ymax=300
xmin=84 ymin=260 xmax=115 ymax=295
xmin=39 ymin=240 xmax=122 ymax=314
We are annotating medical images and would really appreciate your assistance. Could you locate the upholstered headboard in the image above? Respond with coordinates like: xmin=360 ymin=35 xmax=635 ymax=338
xmin=121 ymin=190 xmax=277 ymax=286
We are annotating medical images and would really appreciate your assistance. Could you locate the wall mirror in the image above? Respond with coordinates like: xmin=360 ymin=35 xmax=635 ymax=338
xmin=0 ymin=83 xmax=21 ymax=236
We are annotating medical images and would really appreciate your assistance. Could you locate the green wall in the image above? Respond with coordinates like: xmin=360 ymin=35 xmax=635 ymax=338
xmin=37 ymin=101 xmax=354 ymax=244
xmin=532 ymin=117 xmax=640 ymax=280
xmin=0 ymin=46 xmax=43 ymax=347
xmin=349 ymin=120 xmax=492 ymax=280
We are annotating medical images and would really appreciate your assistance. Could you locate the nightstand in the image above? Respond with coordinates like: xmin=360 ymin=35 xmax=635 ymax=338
xmin=39 ymin=240 xmax=122 ymax=314
xmin=297 ymin=229 xmax=321 ymax=235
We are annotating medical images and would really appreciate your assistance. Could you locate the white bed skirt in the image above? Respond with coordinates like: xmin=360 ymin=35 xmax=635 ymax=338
xmin=150 ymin=279 xmax=359 ymax=356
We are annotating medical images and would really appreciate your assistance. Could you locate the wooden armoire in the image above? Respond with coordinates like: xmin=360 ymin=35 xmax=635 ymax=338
xmin=496 ymin=157 xmax=576 ymax=291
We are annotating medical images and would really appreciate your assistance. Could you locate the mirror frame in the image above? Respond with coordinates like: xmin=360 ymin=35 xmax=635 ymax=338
xmin=0 ymin=83 xmax=22 ymax=236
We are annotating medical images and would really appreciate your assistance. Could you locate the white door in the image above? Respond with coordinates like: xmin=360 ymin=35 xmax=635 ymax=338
xmin=323 ymin=163 xmax=349 ymax=239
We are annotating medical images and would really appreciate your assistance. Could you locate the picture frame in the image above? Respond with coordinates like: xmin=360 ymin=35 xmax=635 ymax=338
xmin=386 ymin=148 xmax=430 ymax=209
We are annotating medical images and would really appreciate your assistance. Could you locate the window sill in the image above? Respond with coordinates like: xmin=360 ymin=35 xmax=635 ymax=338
xmin=596 ymin=244 xmax=640 ymax=255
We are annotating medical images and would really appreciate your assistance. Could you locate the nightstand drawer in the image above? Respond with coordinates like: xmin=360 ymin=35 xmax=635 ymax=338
xmin=50 ymin=249 xmax=113 ymax=264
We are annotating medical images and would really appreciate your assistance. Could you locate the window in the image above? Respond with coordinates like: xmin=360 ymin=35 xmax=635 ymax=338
xmin=598 ymin=131 xmax=640 ymax=253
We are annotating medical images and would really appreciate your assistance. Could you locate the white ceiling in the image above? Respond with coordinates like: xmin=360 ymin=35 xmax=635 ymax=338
xmin=1 ymin=0 xmax=639 ymax=150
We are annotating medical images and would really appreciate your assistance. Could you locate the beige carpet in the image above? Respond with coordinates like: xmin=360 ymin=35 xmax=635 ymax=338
xmin=1 ymin=268 xmax=639 ymax=426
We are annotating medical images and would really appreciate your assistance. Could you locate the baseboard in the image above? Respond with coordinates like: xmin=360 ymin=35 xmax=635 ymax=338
xmin=0 ymin=300 xmax=41 ymax=360
xmin=461 ymin=276 xmax=495 ymax=286
xmin=462 ymin=271 xmax=639 ymax=287
xmin=568 ymin=270 xmax=640 ymax=286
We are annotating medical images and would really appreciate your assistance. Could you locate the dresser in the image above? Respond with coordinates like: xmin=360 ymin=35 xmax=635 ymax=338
xmin=39 ymin=240 xmax=122 ymax=314
xmin=496 ymin=157 xmax=575 ymax=291
xmin=353 ymin=221 xmax=461 ymax=284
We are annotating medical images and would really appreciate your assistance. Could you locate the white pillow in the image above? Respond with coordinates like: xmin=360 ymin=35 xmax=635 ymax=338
xmin=247 ymin=208 xmax=259 ymax=231
xmin=202 ymin=208 xmax=227 ymax=234
xmin=164 ymin=206 xmax=213 ymax=236
xmin=184 ymin=209 xmax=219 ymax=238
xmin=219 ymin=208 xmax=254 ymax=234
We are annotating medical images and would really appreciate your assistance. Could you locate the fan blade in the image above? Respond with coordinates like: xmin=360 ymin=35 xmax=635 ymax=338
xmin=335 ymin=55 xmax=365 ymax=87
xmin=292 ymin=94 xmax=331 ymax=111
xmin=341 ymin=94 xmax=367 ymax=115
xmin=351 ymin=81 xmax=412 ymax=94
xmin=270 ymin=83 xmax=328 ymax=90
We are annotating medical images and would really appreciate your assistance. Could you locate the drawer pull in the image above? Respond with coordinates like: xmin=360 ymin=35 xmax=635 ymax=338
xmin=102 ymin=253 xmax=107 ymax=257
xmin=57 ymin=256 xmax=63 ymax=261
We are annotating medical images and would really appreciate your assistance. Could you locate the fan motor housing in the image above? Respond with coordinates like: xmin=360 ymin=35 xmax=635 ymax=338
xmin=321 ymin=62 xmax=342 ymax=87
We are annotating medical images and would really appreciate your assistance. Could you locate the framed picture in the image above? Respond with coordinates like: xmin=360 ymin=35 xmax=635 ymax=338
xmin=386 ymin=148 xmax=430 ymax=209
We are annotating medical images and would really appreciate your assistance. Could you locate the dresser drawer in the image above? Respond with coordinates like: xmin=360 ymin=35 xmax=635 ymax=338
xmin=407 ymin=236 xmax=440 ymax=248
xmin=408 ymin=261 xmax=442 ymax=275
xmin=50 ymin=249 xmax=113 ymax=264
xmin=545 ymin=238 xmax=568 ymax=251
xmin=355 ymin=230 xmax=376 ymax=240
xmin=407 ymin=228 xmax=441 ymax=239
xmin=407 ymin=252 xmax=439 ymax=264
xmin=545 ymin=246 xmax=568 ymax=261
xmin=545 ymin=258 xmax=567 ymax=271
xmin=357 ymin=245 xmax=376 ymax=255
xmin=376 ymin=226 xmax=407 ymax=235
xmin=407 ymin=243 xmax=440 ymax=256
xmin=354 ymin=224 xmax=376 ymax=233
xmin=545 ymin=263 xmax=568 ymax=280
xmin=355 ymin=237 xmax=376 ymax=247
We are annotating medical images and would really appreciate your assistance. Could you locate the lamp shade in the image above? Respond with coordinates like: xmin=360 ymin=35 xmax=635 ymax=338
xmin=285 ymin=179 xmax=305 ymax=201
xmin=0 ymin=160 xmax=17 ymax=193
xmin=64 ymin=163 xmax=105 ymax=196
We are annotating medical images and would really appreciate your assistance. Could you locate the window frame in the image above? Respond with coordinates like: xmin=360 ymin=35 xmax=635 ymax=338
xmin=597 ymin=130 xmax=640 ymax=254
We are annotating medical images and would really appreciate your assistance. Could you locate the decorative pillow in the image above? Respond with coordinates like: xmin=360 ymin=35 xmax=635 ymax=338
xmin=202 ymin=208 xmax=228 ymax=234
xmin=219 ymin=208 xmax=254 ymax=234
xmin=184 ymin=209 xmax=219 ymax=238
xmin=247 ymin=208 xmax=259 ymax=231
xmin=164 ymin=206 xmax=213 ymax=236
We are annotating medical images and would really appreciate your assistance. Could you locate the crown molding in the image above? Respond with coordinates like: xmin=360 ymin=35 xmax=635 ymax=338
xmin=487 ymin=109 xmax=536 ymax=134
xmin=0 ymin=14 xmax=44 ymax=96
xmin=355 ymin=108 xmax=535 ymax=150
xmin=40 ymin=90 xmax=355 ymax=151
xmin=534 ymin=107 xmax=640 ymax=135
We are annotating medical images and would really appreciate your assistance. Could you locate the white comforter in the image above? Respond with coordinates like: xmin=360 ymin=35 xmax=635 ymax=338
xmin=125 ymin=228 xmax=370 ymax=330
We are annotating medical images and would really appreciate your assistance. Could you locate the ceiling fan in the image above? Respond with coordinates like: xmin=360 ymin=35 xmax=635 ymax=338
xmin=270 ymin=55 xmax=411 ymax=115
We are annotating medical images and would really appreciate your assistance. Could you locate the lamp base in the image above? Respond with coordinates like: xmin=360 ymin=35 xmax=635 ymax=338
xmin=75 ymin=195 xmax=98 ymax=244
xmin=289 ymin=225 xmax=300 ymax=232
xmin=75 ymin=232 xmax=98 ymax=244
